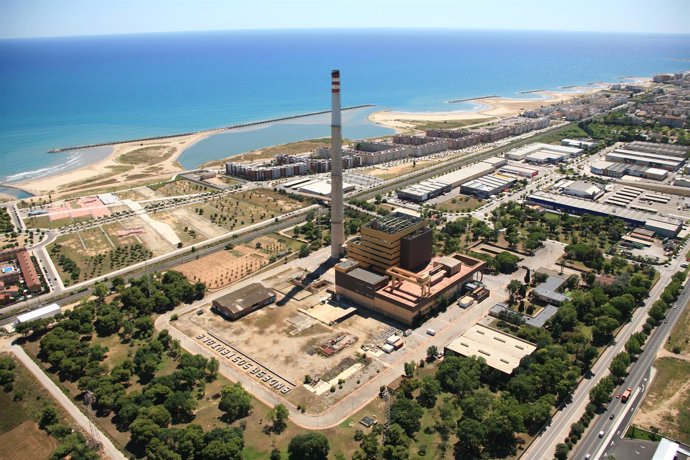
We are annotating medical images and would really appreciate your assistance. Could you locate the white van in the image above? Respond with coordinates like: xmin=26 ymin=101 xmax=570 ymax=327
xmin=426 ymin=328 xmax=436 ymax=336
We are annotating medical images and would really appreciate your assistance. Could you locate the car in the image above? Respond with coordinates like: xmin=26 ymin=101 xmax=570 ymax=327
xmin=598 ymin=430 xmax=605 ymax=438
xmin=403 ymin=329 xmax=412 ymax=337
xmin=426 ymin=328 xmax=436 ymax=336
xmin=585 ymin=454 xmax=591 ymax=460
xmin=616 ymin=393 xmax=621 ymax=399
xmin=664 ymin=320 xmax=668 ymax=324
xmin=609 ymin=414 xmax=615 ymax=420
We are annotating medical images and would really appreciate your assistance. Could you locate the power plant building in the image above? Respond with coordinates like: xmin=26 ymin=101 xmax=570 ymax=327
xmin=335 ymin=212 xmax=486 ymax=325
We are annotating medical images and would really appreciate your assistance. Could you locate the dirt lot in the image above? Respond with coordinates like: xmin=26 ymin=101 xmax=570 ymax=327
xmin=175 ymin=267 xmax=395 ymax=411
xmin=0 ymin=421 xmax=57 ymax=460
xmin=362 ymin=158 xmax=444 ymax=181
xmin=150 ymin=206 xmax=226 ymax=246
xmin=633 ymin=357 xmax=690 ymax=444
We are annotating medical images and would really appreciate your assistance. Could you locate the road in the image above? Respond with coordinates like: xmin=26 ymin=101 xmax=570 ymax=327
xmin=523 ymin=244 xmax=688 ymax=460
xmin=157 ymin=246 xmax=498 ymax=430
xmin=571 ymin=266 xmax=690 ymax=460
xmin=0 ymin=205 xmax=322 ymax=325
xmin=6 ymin=344 xmax=126 ymax=460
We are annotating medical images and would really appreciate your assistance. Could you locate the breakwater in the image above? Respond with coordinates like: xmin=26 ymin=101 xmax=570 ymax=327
xmin=518 ymin=89 xmax=546 ymax=94
xmin=447 ymin=95 xmax=497 ymax=103
xmin=49 ymin=104 xmax=374 ymax=153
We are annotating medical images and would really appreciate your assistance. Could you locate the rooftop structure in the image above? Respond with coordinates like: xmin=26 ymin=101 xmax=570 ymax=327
xmin=445 ymin=324 xmax=536 ymax=375
xmin=499 ymin=164 xmax=539 ymax=178
xmin=396 ymin=161 xmax=498 ymax=202
xmin=211 ymin=283 xmax=276 ymax=321
xmin=283 ymin=178 xmax=356 ymax=197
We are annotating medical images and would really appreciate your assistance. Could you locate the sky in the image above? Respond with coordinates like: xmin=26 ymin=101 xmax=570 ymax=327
xmin=1 ymin=0 xmax=689 ymax=39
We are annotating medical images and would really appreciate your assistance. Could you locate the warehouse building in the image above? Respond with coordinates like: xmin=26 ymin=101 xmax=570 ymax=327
xmin=396 ymin=179 xmax=452 ymax=202
xmin=211 ymin=283 xmax=276 ymax=321
xmin=396 ymin=161 xmax=495 ymax=202
xmin=625 ymin=141 xmax=689 ymax=158
xmin=460 ymin=174 xmax=516 ymax=198
xmin=590 ymin=161 xmax=669 ymax=181
xmin=605 ymin=149 xmax=684 ymax=171
xmin=282 ymin=178 xmax=356 ymax=197
xmin=506 ymin=143 xmax=583 ymax=163
xmin=557 ymin=180 xmax=605 ymax=200
xmin=15 ymin=303 xmax=61 ymax=324
xmin=444 ymin=325 xmax=536 ymax=375
xmin=499 ymin=164 xmax=539 ymax=178
xmin=561 ymin=138 xmax=599 ymax=150
xmin=528 ymin=191 xmax=682 ymax=237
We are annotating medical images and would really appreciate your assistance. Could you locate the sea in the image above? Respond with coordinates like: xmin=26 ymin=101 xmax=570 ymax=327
xmin=1 ymin=29 xmax=689 ymax=195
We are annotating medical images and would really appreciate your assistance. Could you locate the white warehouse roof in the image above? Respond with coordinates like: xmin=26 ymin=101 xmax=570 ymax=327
xmin=16 ymin=303 xmax=61 ymax=324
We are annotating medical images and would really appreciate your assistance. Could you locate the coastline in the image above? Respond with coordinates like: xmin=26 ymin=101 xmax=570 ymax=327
xmin=9 ymin=78 xmax=651 ymax=199
xmin=367 ymin=83 xmax=618 ymax=132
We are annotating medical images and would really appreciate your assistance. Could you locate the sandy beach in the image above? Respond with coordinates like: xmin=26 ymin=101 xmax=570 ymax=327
xmin=368 ymin=85 xmax=611 ymax=131
xmin=14 ymin=132 xmax=211 ymax=198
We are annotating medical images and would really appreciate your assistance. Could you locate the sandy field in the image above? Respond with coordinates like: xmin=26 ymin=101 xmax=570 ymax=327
xmin=16 ymin=132 xmax=211 ymax=198
xmin=0 ymin=421 xmax=57 ymax=460
xmin=368 ymin=86 xmax=608 ymax=131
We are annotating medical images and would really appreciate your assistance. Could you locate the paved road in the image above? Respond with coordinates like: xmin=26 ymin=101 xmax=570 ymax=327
xmin=0 ymin=205 xmax=321 ymax=324
xmin=523 ymin=244 xmax=688 ymax=460
xmin=7 ymin=344 xmax=126 ymax=460
xmin=572 ymin=266 xmax=690 ymax=460
xmin=158 ymin=247 xmax=496 ymax=430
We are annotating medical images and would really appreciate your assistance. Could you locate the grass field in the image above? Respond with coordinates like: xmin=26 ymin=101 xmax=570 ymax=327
xmin=436 ymin=194 xmax=484 ymax=213
xmin=117 ymin=145 xmax=175 ymax=166
xmin=635 ymin=357 xmax=690 ymax=444
xmin=666 ymin=304 xmax=690 ymax=356
xmin=404 ymin=117 xmax=494 ymax=131
xmin=151 ymin=178 xmax=213 ymax=196
xmin=0 ymin=422 xmax=57 ymax=460
xmin=47 ymin=228 xmax=152 ymax=284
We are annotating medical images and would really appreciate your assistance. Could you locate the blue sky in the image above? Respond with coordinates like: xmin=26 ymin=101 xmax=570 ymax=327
xmin=2 ymin=0 xmax=689 ymax=39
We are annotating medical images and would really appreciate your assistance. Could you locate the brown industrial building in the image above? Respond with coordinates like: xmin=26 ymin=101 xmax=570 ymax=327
xmin=211 ymin=283 xmax=276 ymax=321
xmin=347 ymin=212 xmax=432 ymax=273
xmin=336 ymin=213 xmax=485 ymax=326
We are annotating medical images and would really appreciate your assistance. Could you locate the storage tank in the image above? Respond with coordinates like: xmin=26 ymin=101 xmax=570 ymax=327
xmin=386 ymin=335 xmax=401 ymax=346
xmin=382 ymin=344 xmax=395 ymax=354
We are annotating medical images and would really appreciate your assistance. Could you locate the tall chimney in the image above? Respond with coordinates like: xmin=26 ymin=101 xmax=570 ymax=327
xmin=330 ymin=69 xmax=344 ymax=260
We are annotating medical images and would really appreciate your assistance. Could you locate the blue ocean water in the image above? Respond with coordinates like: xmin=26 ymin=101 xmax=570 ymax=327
xmin=1 ymin=29 xmax=689 ymax=186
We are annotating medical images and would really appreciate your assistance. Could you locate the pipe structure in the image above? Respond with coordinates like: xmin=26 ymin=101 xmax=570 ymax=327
xmin=330 ymin=69 xmax=345 ymax=260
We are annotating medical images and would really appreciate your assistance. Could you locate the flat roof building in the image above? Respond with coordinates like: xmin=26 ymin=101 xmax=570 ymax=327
xmin=506 ymin=143 xmax=583 ymax=163
xmin=16 ymin=249 xmax=41 ymax=293
xmin=605 ymin=149 xmax=684 ymax=171
xmin=335 ymin=254 xmax=485 ymax=326
xmin=528 ymin=191 xmax=682 ymax=238
xmin=460 ymin=174 xmax=516 ymax=199
xmin=211 ymin=283 xmax=276 ymax=321
xmin=15 ymin=303 xmax=60 ymax=324
xmin=558 ymin=180 xmax=605 ymax=200
xmin=533 ymin=274 xmax=567 ymax=305
xmin=445 ymin=324 xmax=536 ymax=375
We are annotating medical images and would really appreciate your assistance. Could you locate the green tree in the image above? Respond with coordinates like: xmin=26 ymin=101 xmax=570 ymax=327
xmin=288 ymin=433 xmax=330 ymax=460
xmin=494 ymin=252 xmax=519 ymax=274
xmin=589 ymin=376 xmax=615 ymax=408
xmin=455 ymin=418 xmax=486 ymax=458
xmin=38 ymin=406 xmax=59 ymax=429
xmin=436 ymin=356 xmax=483 ymax=397
xmin=390 ymin=397 xmax=423 ymax=436
xmin=417 ymin=376 xmax=441 ymax=408
xmin=609 ymin=352 xmax=631 ymax=381
xmin=271 ymin=404 xmax=289 ymax=434
xmin=270 ymin=448 xmax=282 ymax=460
xmin=219 ymin=383 xmax=253 ymax=422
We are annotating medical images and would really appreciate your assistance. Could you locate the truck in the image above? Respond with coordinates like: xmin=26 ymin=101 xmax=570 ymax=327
xmin=621 ymin=387 xmax=632 ymax=403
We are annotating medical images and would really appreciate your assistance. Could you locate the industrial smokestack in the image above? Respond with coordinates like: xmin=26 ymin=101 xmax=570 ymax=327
xmin=330 ymin=69 xmax=345 ymax=260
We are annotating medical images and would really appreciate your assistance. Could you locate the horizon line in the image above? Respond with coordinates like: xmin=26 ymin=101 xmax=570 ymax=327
xmin=3 ymin=26 xmax=690 ymax=41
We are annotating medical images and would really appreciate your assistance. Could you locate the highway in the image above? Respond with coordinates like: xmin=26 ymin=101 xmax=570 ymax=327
xmin=571 ymin=266 xmax=690 ymax=460
xmin=523 ymin=243 xmax=688 ymax=460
